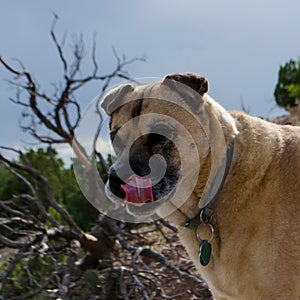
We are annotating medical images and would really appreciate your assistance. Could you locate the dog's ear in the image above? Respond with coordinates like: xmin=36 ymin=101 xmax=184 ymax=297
xmin=101 ymin=84 xmax=134 ymax=115
xmin=164 ymin=73 xmax=209 ymax=96
xmin=162 ymin=73 xmax=208 ymax=110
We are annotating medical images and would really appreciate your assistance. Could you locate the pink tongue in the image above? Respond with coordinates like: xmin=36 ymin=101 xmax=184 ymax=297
xmin=121 ymin=174 xmax=154 ymax=205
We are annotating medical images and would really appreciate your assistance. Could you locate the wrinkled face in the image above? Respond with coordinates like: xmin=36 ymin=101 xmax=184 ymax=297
xmin=103 ymin=75 xmax=210 ymax=218
xmin=106 ymin=99 xmax=182 ymax=216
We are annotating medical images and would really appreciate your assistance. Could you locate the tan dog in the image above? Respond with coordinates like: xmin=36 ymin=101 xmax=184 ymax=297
xmin=102 ymin=73 xmax=300 ymax=299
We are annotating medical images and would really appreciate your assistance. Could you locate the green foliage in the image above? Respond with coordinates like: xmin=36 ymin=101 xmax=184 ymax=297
xmin=286 ymin=83 xmax=300 ymax=100
xmin=65 ymin=190 xmax=96 ymax=231
xmin=0 ymin=147 xmax=97 ymax=231
xmin=107 ymin=154 xmax=116 ymax=167
xmin=82 ymin=270 xmax=100 ymax=287
xmin=0 ymin=147 xmax=77 ymax=202
xmin=21 ymin=147 xmax=78 ymax=203
xmin=8 ymin=253 xmax=66 ymax=296
xmin=274 ymin=58 xmax=300 ymax=109
xmin=0 ymin=164 xmax=27 ymax=200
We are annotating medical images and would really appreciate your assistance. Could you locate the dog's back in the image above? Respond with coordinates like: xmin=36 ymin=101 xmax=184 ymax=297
xmin=198 ymin=112 xmax=300 ymax=299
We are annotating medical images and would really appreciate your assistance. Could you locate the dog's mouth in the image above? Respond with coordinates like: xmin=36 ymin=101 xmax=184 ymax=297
xmin=105 ymin=170 xmax=179 ymax=217
xmin=121 ymin=174 xmax=154 ymax=206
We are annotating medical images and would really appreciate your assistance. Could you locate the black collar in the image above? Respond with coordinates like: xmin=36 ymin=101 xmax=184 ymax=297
xmin=184 ymin=139 xmax=235 ymax=230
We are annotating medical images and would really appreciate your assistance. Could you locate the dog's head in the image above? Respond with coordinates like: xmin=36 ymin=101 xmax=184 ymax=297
xmin=101 ymin=73 xmax=210 ymax=218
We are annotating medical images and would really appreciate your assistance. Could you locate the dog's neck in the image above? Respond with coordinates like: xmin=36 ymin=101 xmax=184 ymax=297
xmin=161 ymin=101 xmax=239 ymax=227
xmin=185 ymin=139 xmax=235 ymax=229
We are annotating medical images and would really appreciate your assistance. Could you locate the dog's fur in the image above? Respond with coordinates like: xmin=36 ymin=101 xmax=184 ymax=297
xmin=102 ymin=73 xmax=300 ymax=299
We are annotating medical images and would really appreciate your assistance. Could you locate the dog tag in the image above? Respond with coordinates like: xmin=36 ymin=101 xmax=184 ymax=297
xmin=199 ymin=240 xmax=212 ymax=266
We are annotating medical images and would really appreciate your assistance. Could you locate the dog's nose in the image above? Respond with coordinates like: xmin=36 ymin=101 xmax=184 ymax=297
xmin=108 ymin=167 xmax=126 ymax=199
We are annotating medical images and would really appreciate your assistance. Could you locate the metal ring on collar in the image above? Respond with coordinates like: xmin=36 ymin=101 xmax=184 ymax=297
xmin=196 ymin=223 xmax=214 ymax=243
xmin=199 ymin=209 xmax=213 ymax=224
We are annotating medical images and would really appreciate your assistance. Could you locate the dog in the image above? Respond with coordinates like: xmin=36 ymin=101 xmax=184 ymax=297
xmin=101 ymin=73 xmax=300 ymax=299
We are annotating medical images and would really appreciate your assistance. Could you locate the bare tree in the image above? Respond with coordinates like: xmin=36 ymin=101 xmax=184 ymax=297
xmin=0 ymin=16 xmax=211 ymax=300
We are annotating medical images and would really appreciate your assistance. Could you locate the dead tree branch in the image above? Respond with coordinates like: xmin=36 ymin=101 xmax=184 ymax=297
xmin=0 ymin=14 xmax=211 ymax=300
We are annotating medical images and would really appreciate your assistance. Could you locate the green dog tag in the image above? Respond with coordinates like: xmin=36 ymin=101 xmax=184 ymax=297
xmin=199 ymin=240 xmax=212 ymax=266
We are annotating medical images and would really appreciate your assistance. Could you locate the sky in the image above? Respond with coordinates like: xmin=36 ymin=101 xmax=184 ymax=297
xmin=1 ymin=0 xmax=300 ymax=161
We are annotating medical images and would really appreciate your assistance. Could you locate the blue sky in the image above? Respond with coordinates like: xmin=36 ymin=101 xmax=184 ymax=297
xmin=1 ymin=0 xmax=300 ymax=158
